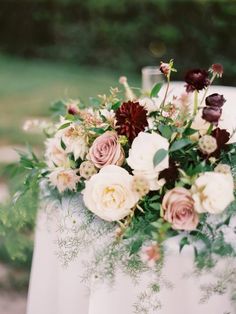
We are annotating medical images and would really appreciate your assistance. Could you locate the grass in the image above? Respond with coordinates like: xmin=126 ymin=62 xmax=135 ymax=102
xmin=0 ymin=54 xmax=139 ymax=146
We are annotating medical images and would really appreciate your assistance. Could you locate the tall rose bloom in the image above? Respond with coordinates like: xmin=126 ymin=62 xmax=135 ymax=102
xmin=162 ymin=187 xmax=199 ymax=231
xmin=88 ymin=131 xmax=125 ymax=168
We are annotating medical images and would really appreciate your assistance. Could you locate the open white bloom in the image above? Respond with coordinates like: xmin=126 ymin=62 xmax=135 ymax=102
xmin=60 ymin=124 xmax=88 ymax=160
xmin=45 ymin=137 xmax=69 ymax=168
xmin=82 ymin=165 xmax=139 ymax=221
xmin=191 ymin=172 xmax=234 ymax=214
xmin=127 ymin=132 xmax=169 ymax=190
xmin=49 ymin=168 xmax=80 ymax=193
xmin=139 ymin=97 xmax=161 ymax=114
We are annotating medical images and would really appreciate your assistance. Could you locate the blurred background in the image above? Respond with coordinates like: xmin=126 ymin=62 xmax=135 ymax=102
xmin=0 ymin=0 xmax=235 ymax=312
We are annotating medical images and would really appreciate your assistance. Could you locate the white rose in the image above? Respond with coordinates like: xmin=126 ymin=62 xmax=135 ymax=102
xmin=139 ymin=97 xmax=161 ymax=114
xmin=126 ymin=132 xmax=169 ymax=190
xmin=49 ymin=168 xmax=80 ymax=193
xmin=45 ymin=137 xmax=70 ymax=168
xmin=191 ymin=172 xmax=234 ymax=214
xmin=82 ymin=165 xmax=139 ymax=221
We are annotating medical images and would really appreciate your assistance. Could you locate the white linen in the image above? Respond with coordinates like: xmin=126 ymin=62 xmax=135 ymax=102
xmin=27 ymin=84 xmax=236 ymax=314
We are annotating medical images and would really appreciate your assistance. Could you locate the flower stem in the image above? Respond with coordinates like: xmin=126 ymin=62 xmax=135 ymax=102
xmin=200 ymin=73 xmax=216 ymax=105
xmin=193 ymin=90 xmax=198 ymax=116
xmin=161 ymin=78 xmax=170 ymax=110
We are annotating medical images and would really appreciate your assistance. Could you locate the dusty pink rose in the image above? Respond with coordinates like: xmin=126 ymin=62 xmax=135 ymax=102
xmin=162 ymin=187 xmax=199 ymax=231
xmin=89 ymin=131 xmax=125 ymax=168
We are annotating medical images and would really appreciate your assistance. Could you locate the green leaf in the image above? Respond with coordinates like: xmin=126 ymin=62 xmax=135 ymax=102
xmin=130 ymin=239 xmax=143 ymax=255
xmin=150 ymin=82 xmax=163 ymax=98
xmin=61 ymin=139 xmax=66 ymax=150
xmin=111 ymin=101 xmax=121 ymax=111
xmin=158 ymin=125 xmax=173 ymax=139
xmin=153 ymin=149 xmax=168 ymax=167
xmin=90 ymin=127 xmax=106 ymax=134
xmin=169 ymin=138 xmax=193 ymax=152
xmin=179 ymin=236 xmax=190 ymax=252
xmin=58 ymin=122 xmax=71 ymax=130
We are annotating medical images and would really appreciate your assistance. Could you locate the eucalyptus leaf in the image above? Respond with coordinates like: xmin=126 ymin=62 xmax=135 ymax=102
xmin=153 ymin=149 xmax=168 ymax=167
xmin=169 ymin=138 xmax=193 ymax=152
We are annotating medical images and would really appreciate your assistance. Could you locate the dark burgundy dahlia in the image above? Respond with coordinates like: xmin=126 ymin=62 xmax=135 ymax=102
xmin=185 ymin=69 xmax=210 ymax=92
xmin=115 ymin=101 xmax=148 ymax=142
xmin=206 ymin=93 xmax=226 ymax=108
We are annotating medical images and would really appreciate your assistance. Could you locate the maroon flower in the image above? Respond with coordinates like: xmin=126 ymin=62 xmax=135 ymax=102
xmin=202 ymin=106 xmax=222 ymax=124
xmin=115 ymin=101 xmax=148 ymax=142
xmin=159 ymin=159 xmax=179 ymax=185
xmin=185 ymin=69 xmax=210 ymax=92
xmin=211 ymin=128 xmax=230 ymax=157
xmin=210 ymin=63 xmax=224 ymax=78
xmin=206 ymin=93 xmax=226 ymax=108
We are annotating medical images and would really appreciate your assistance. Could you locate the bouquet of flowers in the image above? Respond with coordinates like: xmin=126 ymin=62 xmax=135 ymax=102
xmin=19 ymin=61 xmax=236 ymax=274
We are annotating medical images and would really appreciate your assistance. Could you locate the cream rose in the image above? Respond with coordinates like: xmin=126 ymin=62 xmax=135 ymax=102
xmin=162 ymin=187 xmax=199 ymax=231
xmin=88 ymin=131 xmax=124 ymax=168
xmin=191 ymin=172 xmax=234 ymax=214
xmin=126 ymin=132 xmax=169 ymax=190
xmin=82 ymin=165 xmax=139 ymax=221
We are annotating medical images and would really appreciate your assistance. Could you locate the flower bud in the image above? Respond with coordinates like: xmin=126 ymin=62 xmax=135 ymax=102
xmin=202 ymin=106 xmax=222 ymax=124
xmin=79 ymin=161 xmax=97 ymax=179
xmin=198 ymin=135 xmax=217 ymax=155
xmin=206 ymin=93 xmax=226 ymax=108
xmin=160 ymin=62 xmax=171 ymax=76
xmin=210 ymin=63 xmax=224 ymax=78
xmin=131 ymin=176 xmax=150 ymax=197
xmin=214 ymin=164 xmax=232 ymax=175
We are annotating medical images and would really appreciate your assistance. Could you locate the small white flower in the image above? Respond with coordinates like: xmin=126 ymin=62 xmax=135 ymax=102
xmin=127 ymin=132 xmax=169 ymax=190
xmin=45 ymin=137 xmax=70 ymax=168
xmin=191 ymin=172 xmax=234 ymax=214
xmin=82 ymin=165 xmax=139 ymax=221
xmin=59 ymin=123 xmax=89 ymax=160
xmin=48 ymin=168 xmax=80 ymax=193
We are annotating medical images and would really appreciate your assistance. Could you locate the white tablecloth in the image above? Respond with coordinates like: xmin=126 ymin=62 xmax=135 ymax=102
xmin=27 ymin=84 xmax=236 ymax=314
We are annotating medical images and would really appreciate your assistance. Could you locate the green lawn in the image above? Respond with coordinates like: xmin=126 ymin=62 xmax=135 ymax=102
xmin=0 ymin=54 xmax=139 ymax=146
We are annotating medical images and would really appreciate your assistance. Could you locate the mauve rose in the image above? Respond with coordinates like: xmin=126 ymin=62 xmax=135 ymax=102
xmin=89 ymin=131 xmax=124 ymax=168
xmin=202 ymin=106 xmax=222 ymax=124
xmin=206 ymin=93 xmax=226 ymax=108
xmin=162 ymin=187 xmax=199 ymax=231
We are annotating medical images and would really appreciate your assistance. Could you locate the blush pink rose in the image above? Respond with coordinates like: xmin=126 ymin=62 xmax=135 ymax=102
xmin=162 ymin=187 xmax=199 ymax=231
xmin=89 ymin=131 xmax=125 ymax=168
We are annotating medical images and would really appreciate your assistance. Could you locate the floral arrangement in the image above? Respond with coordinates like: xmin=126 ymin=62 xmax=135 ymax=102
xmin=19 ymin=61 xmax=236 ymax=273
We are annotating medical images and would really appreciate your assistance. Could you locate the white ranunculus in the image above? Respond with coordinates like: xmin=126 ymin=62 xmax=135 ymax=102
xmin=126 ymin=132 xmax=169 ymax=190
xmin=49 ymin=168 xmax=80 ymax=193
xmin=139 ymin=97 xmax=161 ymax=114
xmin=191 ymin=172 xmax=234 ymax=214
xmin=82 ymin=165 xmax=139 ymax=221
xmin=45 ymin=137 xmax=70 ymax=168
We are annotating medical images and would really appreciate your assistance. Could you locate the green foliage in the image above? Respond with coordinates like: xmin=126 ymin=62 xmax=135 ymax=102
xmin=153 ymin=149 xmax=168 ymax=167
xmin=150 ymin=83 xmax=163 ymax=98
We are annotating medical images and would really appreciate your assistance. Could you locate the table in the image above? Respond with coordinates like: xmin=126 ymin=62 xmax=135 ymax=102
xmin=27 ymin=83 xmax=236 ymax=314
